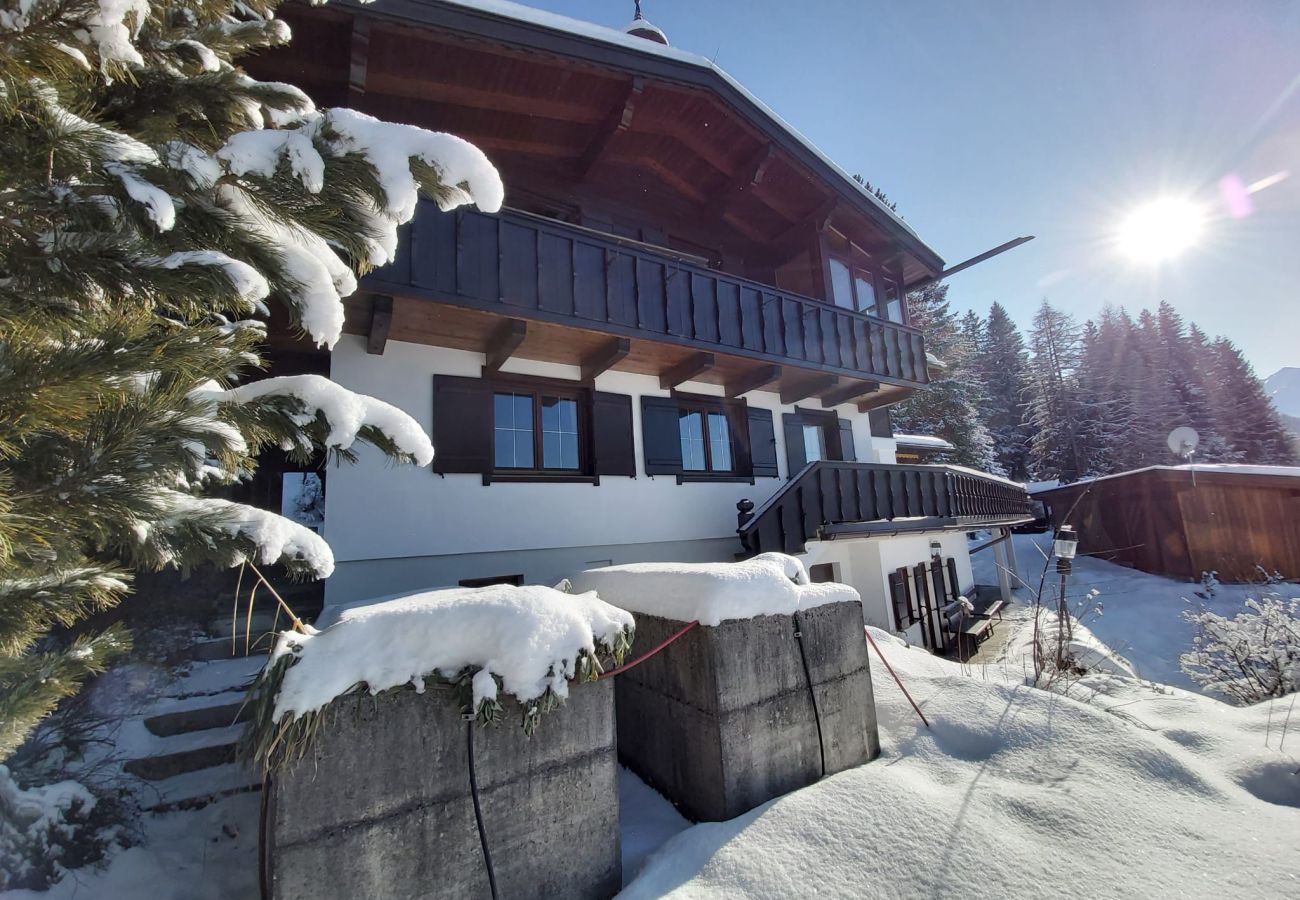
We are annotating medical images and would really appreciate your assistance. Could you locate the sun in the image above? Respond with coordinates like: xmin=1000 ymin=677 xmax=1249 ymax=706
xmin=1116 ymin=197 xmax=1206 ymax=263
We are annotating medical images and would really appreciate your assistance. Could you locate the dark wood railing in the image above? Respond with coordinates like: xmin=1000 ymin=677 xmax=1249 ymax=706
xmin=737 ymin=461 xmax=1034 ymax=557
xmin=366 ymin=204 xmax=930 ymax=389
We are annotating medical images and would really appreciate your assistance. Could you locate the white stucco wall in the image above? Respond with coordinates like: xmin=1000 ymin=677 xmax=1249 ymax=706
xmin=323 ymin=335 xmax=895 ymax=567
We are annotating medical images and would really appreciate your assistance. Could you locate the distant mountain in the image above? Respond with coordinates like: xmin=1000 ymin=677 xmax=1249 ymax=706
xmin=1264 ymin=367 xmax=1300 ymax=418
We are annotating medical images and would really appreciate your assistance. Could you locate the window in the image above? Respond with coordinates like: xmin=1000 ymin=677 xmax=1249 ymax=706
xmin=459 ymin=574 xmax=524 ymax=588
xmin=679 ymin=405 xmax=734 ymax=473
xmin=882 ymin=278 xmax=904 ymax=323
xmin=829 ymin=252 xmax=881 ymax=315
xmin=493 ymin=388 xmax=582 ymax=472
xmin=642 ymin=393 xmax=767 ymax=482
xmin=802 ymin=423 xmax=826 ymax=463
xmin=829 ymin=258 xmax=855 ymax=310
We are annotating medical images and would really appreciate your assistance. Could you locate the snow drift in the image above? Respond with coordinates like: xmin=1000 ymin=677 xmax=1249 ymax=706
xmin=619 ymin=628 xmax=1300 ymax=899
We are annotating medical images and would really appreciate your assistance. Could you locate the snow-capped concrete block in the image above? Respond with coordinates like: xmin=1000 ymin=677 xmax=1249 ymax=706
xmin=265 ymin=679 xmax=619 ymax=900
xmin=616 ymin=599 xmax=879 ymax=822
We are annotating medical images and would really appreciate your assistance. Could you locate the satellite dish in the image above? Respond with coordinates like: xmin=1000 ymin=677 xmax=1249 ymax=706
xmin=1167 ymin=426 xmax=1200 ymax=460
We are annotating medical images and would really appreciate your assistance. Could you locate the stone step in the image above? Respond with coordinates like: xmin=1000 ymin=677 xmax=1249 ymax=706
xmin=144 ymin=700 xmax=248 ymax=738
xmin=205 ymin=608 xmax=282 ymax=641
xmin=142 ymin=762 xmax=262 ymax=813
xmin=189 ymin=636 xmax=274 ymax=664
xmin=124 ymin=724 xmax=243 ymax=781
xmin=164 ymin=656 xmax=268 ymax=702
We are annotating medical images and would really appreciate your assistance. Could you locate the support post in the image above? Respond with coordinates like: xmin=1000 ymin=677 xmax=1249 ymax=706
xmin=993 ymin=536 xmax=1013 ymax=606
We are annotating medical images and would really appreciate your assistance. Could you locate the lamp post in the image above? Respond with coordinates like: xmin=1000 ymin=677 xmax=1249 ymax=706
xmin=1052 ymin=525 xmax=1078 ymax=667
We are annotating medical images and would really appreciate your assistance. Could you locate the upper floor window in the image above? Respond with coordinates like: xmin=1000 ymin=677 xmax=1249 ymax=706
xmin=881 ymin=278 xmax=904 ymax=323
xmin=829 ymin=253 xmax=883 ymax=317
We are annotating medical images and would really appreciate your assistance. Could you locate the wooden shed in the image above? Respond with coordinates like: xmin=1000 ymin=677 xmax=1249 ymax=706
xmin=1033 ymin=465 xmax=1300 ymax=583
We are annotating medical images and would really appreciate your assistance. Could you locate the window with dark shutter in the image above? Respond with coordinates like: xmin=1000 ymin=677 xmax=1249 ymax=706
xmin=641 ymin=396 xmax=683 ymax=475
xmin=432 ymin=375 xmax=492 ymax=474
xmin=593 ymin=392 xmax=636 ymax=476
xmin=782 ymin=408 xmax=845 ymax=477
xmin=838 ymin=418 xmax=857 ymax=462
xmin=746 ymin=408 xmax=779 ymax=478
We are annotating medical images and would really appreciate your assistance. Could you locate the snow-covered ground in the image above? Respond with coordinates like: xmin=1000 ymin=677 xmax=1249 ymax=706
xmin=619 ymin=630 xmax=1300 ymax=898
xmin=8 ymin=552 xmax=1298 ymax=899
xmin=973 ymin=531 xmax=1288 ymax=691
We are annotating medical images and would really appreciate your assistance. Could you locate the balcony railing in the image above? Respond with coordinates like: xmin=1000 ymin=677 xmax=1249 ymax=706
xmin=737 ymin=461 xmax=1034 ymax=557
xmin=365 ymin=204 xmax=930 ymax=389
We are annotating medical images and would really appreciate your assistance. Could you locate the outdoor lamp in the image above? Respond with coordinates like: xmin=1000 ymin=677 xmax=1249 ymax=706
xmin=929 ymin=539 xmax=942 ymax=561
xmin=1054 ymin=525 xmax=1078 ymax=577
xmin=1053 ymin=526 xmax=1078 ymax=560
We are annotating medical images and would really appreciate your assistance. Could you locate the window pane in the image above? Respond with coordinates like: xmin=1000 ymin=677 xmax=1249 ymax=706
xmin=883 ymin=280 xmax=904 ymax=323
xmin=541 ymin=397 xmax=579 ymax=470
xmin=679 ymin=411 xmax=706 ymax=471
xmin=829 ymin=258 xmax=854 ymax=309
xmin=708 ymin=412 xmax=733 ymax=472
xmin=854 ymin=272 xmax=878 ymax=316
xmin=494 ymin=392 xmax=534 ymax=468
xmin=803 ymin=423 xmax=825 ymax=463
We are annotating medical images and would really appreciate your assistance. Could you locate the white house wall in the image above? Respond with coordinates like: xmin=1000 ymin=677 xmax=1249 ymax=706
xmin=322 ymin=335 xmax=900 ymax=604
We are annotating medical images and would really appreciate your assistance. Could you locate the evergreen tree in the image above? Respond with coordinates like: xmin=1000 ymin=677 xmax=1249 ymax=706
xmin=0 ymin=0 xmax=503 ymax=755
xmin=892 ymin=284 xmax=995 ymax=470
xmin=1205 ymin=338 xmax=1295 ymax=464
xmin=971 ymin=302 xmax=1034 ymax=480
xmin=1025 ymin=300 xmax=1097 ymax=481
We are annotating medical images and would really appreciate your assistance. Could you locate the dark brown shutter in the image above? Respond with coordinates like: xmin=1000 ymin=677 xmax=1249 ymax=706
xmin=868 ymin=407 xmax=893 ymax=439
xmin=782 ymin=413 xmax=806 ymax=478
xmin=747 ymin=407 xmax=779 ymax=478
xmin=838 ymin=418 xmax=857 ymax=462
xmin=593 ymin=392 xmax=635 ymax=476
xmin=431 ymin=375 xmax=491 ymax=474
xmin=641 ymin=396 xmax=682 ymax=475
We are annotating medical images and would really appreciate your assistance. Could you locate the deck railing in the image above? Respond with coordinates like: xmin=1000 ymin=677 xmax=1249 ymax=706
xmin=365 ymin=204 xmax=930 ymax=389
xmin=737 ymin=461 xmax=1034 ymax=556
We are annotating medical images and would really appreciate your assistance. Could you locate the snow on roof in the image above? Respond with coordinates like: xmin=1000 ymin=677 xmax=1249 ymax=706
xmin=571 ymin=553 xmax=859 ymax=627
xmin=424 ymin=0 xmax=938 ymax=263
xmin=892 ymin=433 xmax=955 ymax=451
xmin=1033 ymin=464 xmax=1300 ymax=493
xmin=268 ymin=584 xmax=634 ymax=722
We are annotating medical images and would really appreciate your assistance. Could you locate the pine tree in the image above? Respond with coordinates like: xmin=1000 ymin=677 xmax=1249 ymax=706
xmin=0 ymin=1 xmax=502 ymax=756
xmin=971 ymin=302 xmax=1034 ymax=480
xmin=892 ymin=284 xmax=995 ymax=470
xmin=1025 ymin=300 xmax=1097 ymax=481
xmin=1206 ymin=338 xmax=1295 ymax=464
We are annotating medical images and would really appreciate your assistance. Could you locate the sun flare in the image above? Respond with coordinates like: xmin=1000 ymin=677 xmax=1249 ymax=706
xmin=1116 ymin=197 xmax=1206 ymax=263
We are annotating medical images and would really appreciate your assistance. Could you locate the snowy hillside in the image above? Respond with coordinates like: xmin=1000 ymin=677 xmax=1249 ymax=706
xmin=1265 ymin=367 xmax=1300 ymax=418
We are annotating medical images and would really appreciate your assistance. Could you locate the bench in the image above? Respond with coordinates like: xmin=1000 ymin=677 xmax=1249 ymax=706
xmin=939 ymin=601 xmax=995 ymax=659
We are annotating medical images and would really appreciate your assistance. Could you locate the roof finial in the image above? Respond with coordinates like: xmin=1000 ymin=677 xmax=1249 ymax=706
xmin=625 ymin=0 xmax=668 ymax=44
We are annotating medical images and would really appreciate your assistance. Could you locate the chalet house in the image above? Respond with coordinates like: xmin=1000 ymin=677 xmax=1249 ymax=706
xmin=246 ymin=0 xmax=1033 ymax=646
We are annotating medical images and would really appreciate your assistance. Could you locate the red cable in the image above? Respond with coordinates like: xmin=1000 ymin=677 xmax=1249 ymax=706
xmin=863 ymin=627 xmax=931 ymax=729
xmin=595 ymin=620 xmax=700 ymax=680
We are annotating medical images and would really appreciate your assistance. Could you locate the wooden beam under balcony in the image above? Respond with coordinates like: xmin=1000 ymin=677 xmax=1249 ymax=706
xmin=580 ymin=337 xmax=631 ymax=381
xmin=857 ymin=385 xmax=912 ymax=412
xmin=781 ymin=374 xmax=838 ymax=405
xmin=660 ymin=352 xmax=715 ymax=390
xmin=821 ymin=380 xmax=880 ymax=408
xmin=366 ymin=294 xmax=393 ymax=355
xmin=725 ymin=364 xmax=782 ymax=398
xmin=576 ymin=77 xmax=644 ymax=178
xmin=484 ymin=318 xmax=527 ymax=372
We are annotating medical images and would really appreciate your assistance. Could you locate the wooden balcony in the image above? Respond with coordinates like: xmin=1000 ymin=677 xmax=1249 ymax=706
xmin=360 ymin=205 xmax=930 ymax=401
xmin=737 ymin=461 xmax=1034 ymax=557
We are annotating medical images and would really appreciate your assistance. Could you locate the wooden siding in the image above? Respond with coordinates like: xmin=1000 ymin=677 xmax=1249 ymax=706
xmin=1036 ymin=469 xmax=1300 ymax=582
xmin=365 ymin=205 xmax=930 ymax=389
xmin=738 ymin=461 xmax=1034 ymax=557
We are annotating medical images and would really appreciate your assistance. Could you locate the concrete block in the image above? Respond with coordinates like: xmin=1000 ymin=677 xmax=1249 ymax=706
xmin=616 ymin=599 xmax=879 ymax=822
xmin=265 ymin=679 xmax=620 ymax=900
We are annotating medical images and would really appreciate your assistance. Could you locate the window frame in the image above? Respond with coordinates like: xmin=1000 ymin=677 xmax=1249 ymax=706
xmin=669 ymin=391 xmax=753 ymax=484
xmin=488 ymin=374 xmax=595 ymax=483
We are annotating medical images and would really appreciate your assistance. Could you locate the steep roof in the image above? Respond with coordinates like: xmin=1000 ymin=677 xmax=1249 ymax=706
xmin=345 ymin=0 xmax=945 ymax=274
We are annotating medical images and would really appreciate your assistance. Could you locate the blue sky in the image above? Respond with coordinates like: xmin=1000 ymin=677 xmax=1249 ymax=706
xmin=522 ymin=1 xmax=1300 ymax=376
